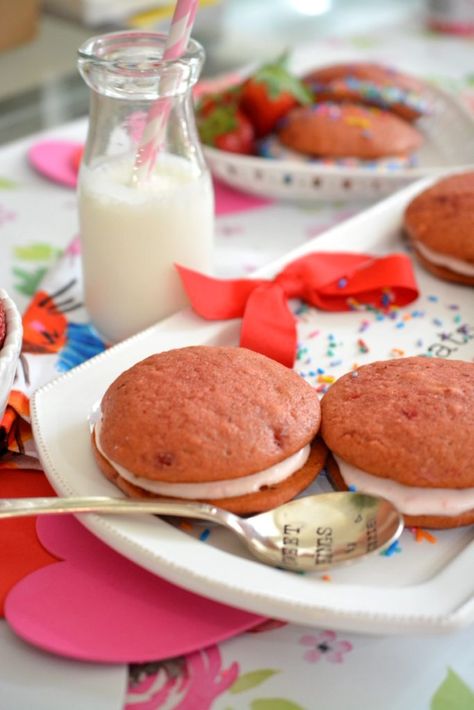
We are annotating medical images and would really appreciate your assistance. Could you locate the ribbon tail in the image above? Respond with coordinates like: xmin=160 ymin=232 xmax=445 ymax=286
xmin=176 ymin=264 xmax=267 ymax=320
xmin=240 ymin=284 xmax=297 ymax=368
xmin=309 ymin=253 xmax=419 ymax=310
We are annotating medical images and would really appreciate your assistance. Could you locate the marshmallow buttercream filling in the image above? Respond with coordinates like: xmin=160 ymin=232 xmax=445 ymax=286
xmin=334 ymin=455 xmax=474 ymax=516
xmin=414 ymin=240 xmax=474 ymax=277
xmin=95 ymin=419 xmax=311 ymax=499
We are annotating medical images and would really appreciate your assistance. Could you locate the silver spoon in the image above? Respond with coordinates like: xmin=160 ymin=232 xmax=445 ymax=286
xmin=0 ymin=492 xmax=403 ymax=572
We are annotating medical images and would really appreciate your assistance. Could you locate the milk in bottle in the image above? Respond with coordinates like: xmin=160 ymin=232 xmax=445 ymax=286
xmin=77 ymin=31 xmax=214 ymax=343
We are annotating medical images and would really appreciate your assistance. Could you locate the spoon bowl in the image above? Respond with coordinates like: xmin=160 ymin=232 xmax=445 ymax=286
xmin=0 ymin=492 xmax=403 ymax=572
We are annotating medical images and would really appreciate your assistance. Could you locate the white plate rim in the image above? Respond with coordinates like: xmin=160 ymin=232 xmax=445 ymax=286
xmin=30 ymin=177 xmax=474 ymax=635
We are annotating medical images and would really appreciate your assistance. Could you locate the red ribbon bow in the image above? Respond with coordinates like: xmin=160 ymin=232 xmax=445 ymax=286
xmin=176 ymin=252 xmax=419 ymax=367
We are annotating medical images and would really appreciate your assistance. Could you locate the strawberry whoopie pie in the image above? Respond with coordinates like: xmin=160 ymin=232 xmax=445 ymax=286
xmin=92 ymin=346 xmax=327 ymax=515
xmin=321 ymin=357 xmax=474 ymax=529
xmin=277 ymin=102 xmax=423 ymax=160
xmin=303 ymin=61 xmax=429 ymax=121
xmin=404 ymin=172 xmax=474 ymax=286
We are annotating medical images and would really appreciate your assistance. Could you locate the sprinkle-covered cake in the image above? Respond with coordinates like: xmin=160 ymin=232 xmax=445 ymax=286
xmin=303 ymin=61 xmax=430 ymax=121
xmin=276 ymin=102 xmax=423 ymax=160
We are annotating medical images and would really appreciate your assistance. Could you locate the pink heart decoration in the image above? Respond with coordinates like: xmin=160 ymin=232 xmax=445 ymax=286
xmin=26 ymin=140 xmax=272 ymax=214
xmin=213 ymin=178 xmax=272 ymax=215
xmin=28 ymin=141 xmax=83 ymax=188
xmin=4 ymin=515 xmax=264 ymax=663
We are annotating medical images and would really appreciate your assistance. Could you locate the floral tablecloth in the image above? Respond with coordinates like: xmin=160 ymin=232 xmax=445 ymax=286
xmin=1 ymin=20 xmax=474 ymax=710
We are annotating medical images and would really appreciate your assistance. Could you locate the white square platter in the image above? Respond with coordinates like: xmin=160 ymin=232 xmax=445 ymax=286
xmin=31 ymin=177 xmax=474 ymax=635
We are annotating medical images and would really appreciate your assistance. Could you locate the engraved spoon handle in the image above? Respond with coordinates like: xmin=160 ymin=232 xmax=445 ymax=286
xmin=0 ymin=495 xmax=238 ymax=529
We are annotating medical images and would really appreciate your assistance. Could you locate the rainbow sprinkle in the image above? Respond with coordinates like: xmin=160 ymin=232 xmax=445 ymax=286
xmin=199 ymin=528 xmax=211 ymax=542
xmin=345 ymin=115 xmax=372 ymax=128
xmin=179 ymin=521 xmax=193 ymax=532
xmin=381 ymin=540 xmax=402 ymax=557
xmin=317 ymin=374 xmax=335 ymax=384
xmin=412 ymin=528 xmax=437 ymax=544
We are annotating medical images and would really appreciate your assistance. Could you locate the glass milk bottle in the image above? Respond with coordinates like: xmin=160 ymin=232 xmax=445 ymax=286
xmin=77 ymin=31 xmax=214 ymax=343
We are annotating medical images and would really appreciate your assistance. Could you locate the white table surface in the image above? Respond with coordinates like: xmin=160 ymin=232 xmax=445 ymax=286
xmin=1 ymin=21 xmax=474 ymax=710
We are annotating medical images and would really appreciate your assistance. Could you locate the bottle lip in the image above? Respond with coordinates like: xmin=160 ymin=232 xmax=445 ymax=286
xmin=78 ymin=30 xmax=204 ymax=77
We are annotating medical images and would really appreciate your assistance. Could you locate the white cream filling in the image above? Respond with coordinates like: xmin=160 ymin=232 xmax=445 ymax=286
xmin=415 ymin=240 xmax=474 ymax=276
xmin=95 ymin=418 xmax=311 ymax=499
xmin=335 ymin=455 xmax=474 ymax=517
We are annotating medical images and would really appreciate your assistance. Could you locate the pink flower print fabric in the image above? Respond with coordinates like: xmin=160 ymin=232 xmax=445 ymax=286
xmin=124 ymin=646 xmax=239 ymax=710
xmin=300 ymin=630 xmax=353 ymax=664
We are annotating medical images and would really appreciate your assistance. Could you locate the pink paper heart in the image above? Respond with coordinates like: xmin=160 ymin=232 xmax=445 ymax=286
xmin=27 ymin=140 xmax=272 ymax=214
xmin=5 ymin=515 xmax=264 ymax=663
xmin=213 ymin=179 xmax=272 ymax=215
xmin=28 ymin=141 xmax=83 ymax=188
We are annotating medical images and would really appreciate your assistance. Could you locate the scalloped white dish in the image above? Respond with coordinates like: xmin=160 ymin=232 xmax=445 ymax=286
xmin=31 ymin=178 xmax=474 ymax=635
xmin=203 ymin=51 xmax=474 ymax=202
xmin=0 ymin=290 xmax=23 ymax=420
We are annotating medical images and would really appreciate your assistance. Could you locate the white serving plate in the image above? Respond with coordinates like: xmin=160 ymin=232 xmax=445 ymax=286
xmin=0 ymin=290 xmax=23 ymax=421
xmin=31 ymin=178 xmax=474 ymax=635
xmin=203 ymin=50 xmax=474 ymax=202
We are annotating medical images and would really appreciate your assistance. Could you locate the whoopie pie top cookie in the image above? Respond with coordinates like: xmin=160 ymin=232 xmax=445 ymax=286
xmin=93 ymin=345 xmax=327 ymax=515
xmin=303 ymin=61 xmax=429 ymax=121
xmin=320 ymin=357 xmax=474 ymax=527
xmin=404 ymin=171 xmax=474 ymax=285
xmin=277 ymin=103 xmax=423 ymax=160
xmin=97 ymin=345 xmax=321 ymax=483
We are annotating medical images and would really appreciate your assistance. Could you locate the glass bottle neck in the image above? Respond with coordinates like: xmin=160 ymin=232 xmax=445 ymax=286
xmin=78 ymin=31 xmax=204 ymax=101
xmin=83 ymin=90 xmax=205 ymax=170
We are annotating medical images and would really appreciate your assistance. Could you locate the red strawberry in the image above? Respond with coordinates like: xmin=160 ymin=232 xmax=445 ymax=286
xmin=240 ymin=54 xmax=313 ymax=137
xmin=197 ymin=86 xmax=242 ymax=117
xmin=197 ymin=102 xmax=255 ymax=155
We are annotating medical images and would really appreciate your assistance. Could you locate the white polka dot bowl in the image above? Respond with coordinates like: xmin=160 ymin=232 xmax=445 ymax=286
xmin=204 ymin=77 xmax=474 ymax=202
xmin=0 ymin=290 xmax=22 ymax=421
xmin=202 ymin=51 xmax=474 ymax=202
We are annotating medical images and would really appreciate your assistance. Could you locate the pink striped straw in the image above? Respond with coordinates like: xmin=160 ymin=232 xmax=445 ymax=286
xmin=133 ymin=0 xmax=199 ymax=181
